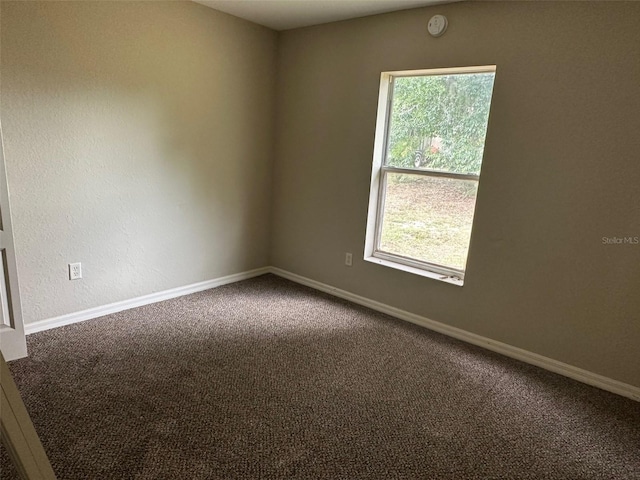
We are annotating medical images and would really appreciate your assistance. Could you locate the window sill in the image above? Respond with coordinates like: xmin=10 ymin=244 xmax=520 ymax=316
xmin=364 ymin=255 xmax=464 ymax=287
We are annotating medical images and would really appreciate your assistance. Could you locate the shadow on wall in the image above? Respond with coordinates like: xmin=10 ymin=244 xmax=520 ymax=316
xmin=0 ymin=1 xmax=277 ymax=321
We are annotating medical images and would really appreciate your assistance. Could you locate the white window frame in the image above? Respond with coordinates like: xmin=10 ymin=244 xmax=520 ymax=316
xmin=364 ymin=66 xmax=496 ymax=286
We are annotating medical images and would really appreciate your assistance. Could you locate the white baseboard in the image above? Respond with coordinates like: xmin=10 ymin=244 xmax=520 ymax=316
xmin=270 ymin=267 xmax=640 ymax=402
xmin=24 ymin=265 xmax=639 ymax=402
xmin=25 ymin=267 xmax=271 ymax=335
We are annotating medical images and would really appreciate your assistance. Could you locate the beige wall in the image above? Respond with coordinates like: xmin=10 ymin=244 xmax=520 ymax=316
xmin=1 ymin=2 xmax=277 ymax=322
xmin=2 ymin=1 xmax=639 ymax=388
xmin=271 ymin=2 xmax=640 ymax=387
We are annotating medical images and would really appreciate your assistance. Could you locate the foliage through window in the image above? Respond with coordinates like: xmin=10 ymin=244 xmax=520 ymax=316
xmin=365 ymin=67 xmax=496 ymax=284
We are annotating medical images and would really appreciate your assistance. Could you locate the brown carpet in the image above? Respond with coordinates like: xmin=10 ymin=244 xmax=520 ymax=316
xmin=1 ymin=274 xmax=639 ymax=479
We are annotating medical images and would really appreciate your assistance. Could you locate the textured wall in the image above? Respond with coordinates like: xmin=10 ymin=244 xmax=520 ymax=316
xmin=1 ymin=2 xmax=277 ymax=323
xmin=271 ymin=2 xmax=640 ymax=387
xmin=2 ymin=1 xmax=639 ymax=389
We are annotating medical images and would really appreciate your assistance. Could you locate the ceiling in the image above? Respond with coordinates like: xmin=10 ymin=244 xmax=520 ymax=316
xmin=192 ymin=0 xmax=460 ymax=31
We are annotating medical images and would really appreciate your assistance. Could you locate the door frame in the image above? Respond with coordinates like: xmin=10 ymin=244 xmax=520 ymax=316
xmin=0 ymin=122 xmax=27 ymax=360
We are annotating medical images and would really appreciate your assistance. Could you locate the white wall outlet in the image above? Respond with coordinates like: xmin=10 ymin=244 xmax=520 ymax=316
xmin=69 ymin=262 xmax=82 ymax=280
xmin=345 ymin=252 xmax=353 ymax=267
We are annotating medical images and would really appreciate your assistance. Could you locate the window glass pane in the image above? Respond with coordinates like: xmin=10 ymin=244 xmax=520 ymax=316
xmin=385 ymin=73 xmax=495 ymax=176
xmin=379 ymin=173 xmax=478 ymax=270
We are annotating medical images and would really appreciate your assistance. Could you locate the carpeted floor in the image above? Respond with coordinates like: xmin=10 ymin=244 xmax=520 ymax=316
xmin=1 ymin=274 xmax=639 ymax=479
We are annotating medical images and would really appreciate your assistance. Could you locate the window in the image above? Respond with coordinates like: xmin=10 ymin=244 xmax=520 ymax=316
xmin=364 ymin=66 xmax=496 ymax=285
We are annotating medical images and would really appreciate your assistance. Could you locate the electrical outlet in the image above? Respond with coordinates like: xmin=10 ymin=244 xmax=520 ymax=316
xmin=69 ymin=262 xmax=82 ymax=280
xmin=345 ymin=252 xmax=353 ymax=267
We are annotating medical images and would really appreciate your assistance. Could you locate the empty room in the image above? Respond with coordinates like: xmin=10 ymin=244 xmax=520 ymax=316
xmin=0 ymin=0 xmax=639 ymax=478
